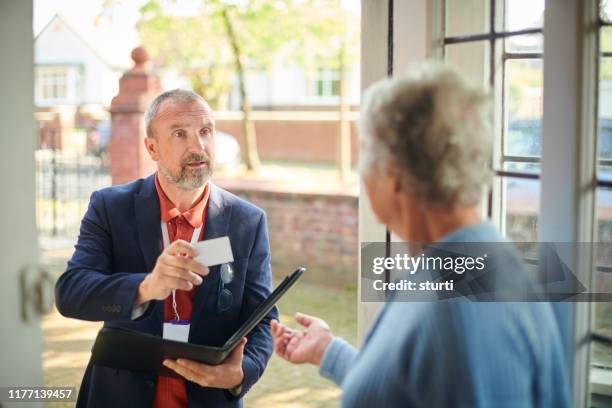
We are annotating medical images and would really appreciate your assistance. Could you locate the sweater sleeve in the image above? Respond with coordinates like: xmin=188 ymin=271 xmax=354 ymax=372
xmin=318 ymin=337 xmax=358 ymax=386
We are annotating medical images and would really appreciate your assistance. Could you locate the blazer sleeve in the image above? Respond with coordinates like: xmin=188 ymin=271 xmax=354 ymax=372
xmin=54 ymin=190 xmax=149 ymax=322
xmin=226 ymin=211 xmax=278 ymax=400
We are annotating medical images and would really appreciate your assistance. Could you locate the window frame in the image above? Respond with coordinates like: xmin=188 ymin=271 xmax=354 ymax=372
xmin=34 ymin=64 xmax=83 ymax=106
xmin=439 ymin=1 xmax=603 ymax=406
xmin=591 ymin=1 xmax=612 ymax=402
xmin=441 ymin=0 xmax=544 ymax=240
xmin=360 ymin=1 xmax=609 ymax=405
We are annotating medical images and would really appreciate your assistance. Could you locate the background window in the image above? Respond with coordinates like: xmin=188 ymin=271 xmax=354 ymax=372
xmin=311 ymin=68 xmax=341 ymax=98
xmin=35 ymin=65 xmax=82 ymax=105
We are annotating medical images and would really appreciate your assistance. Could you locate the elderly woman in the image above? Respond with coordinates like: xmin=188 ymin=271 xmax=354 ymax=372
xmin=271 ymin=65 xmax=569 ymax=407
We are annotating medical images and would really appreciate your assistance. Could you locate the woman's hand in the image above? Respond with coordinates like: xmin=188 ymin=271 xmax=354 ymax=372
xmin=270 ymin=313 xmax=333 ymax=366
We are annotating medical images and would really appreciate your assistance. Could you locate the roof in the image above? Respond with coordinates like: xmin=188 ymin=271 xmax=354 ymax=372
xmin=35 ymin=14 xmax=133 ymax=70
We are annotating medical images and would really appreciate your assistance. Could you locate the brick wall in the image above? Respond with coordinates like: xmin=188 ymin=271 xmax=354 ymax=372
xmin=109 ymin=112 xmax=157 ymax=184
xmin=216 ymin=116 xmax=360 ymax=166
xmin=216 ymin=180 xmax=359 ymax=287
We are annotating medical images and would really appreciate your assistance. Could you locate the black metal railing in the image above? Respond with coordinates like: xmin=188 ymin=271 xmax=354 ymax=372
xmin=35 ymin=149 xmax=110 ymax=237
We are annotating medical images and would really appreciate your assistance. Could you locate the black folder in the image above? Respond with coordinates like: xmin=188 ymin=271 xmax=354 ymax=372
xmin=91 ymin=267 xmax=305 ymax=377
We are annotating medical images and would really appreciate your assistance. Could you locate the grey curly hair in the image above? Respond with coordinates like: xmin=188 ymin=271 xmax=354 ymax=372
xmin=359 ymin=63 xmax=493 ymax=207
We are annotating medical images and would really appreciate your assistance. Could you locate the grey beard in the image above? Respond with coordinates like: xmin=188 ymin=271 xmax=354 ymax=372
xmin=158 ymin=160 xmax=213 ymax=191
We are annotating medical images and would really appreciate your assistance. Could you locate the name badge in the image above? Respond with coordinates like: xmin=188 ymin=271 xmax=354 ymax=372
xmin=163 ymin=320 xmax=190 ymax=342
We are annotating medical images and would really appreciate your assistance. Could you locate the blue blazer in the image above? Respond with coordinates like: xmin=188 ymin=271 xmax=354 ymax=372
xmin=55 ymin=174 xmax=277 ymax=408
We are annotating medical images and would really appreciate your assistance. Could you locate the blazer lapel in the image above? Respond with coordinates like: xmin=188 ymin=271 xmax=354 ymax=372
xmin=191 ymin=183 xmax=232 ymax=326
xmin=134 ymin=175 xmax=163 ymax=274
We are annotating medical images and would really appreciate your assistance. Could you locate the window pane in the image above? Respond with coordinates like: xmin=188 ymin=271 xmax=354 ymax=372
xmin=599 ymin=107 xmax=612 ymax=163
xmin=502 ymin=176 xmax=540 ymax=242
xmin=592 ymin=285 xmax=612 ymax=368
xmin=445 ymin=0 xmax=489 ymax=37
xmin=601 ymin=0 xmax=612 ymax=23
xmin=504 ymin=59 xmax=543 ymax=158
xmin=331 ymin=79 xmax=341 ymax=96
xmin=505 ymin=0 xmax=544 ymax=31
xmin=600 ymin=166 xmax=612 ymax=184
xmin=601 ymin=53 xmax=612 ymax=181
xmin=503 ymin=161 xmax=540 ymax=174
xmin=505 ymin=34 xmax=543 ymax=53
xmin=594 ymin=187 xmax=612 ymax=371
xmin=444 ymin=41 xmax=490 ymax=87
xmin=35 ymin=67 xmax=70 ymax=103
xmin=597 ymin=187 xmax=612 ymax=245
xmin=594 ymin=14 xmax=612 ymax=393
xmin=602 ymin=26 xmax=612 ymax=53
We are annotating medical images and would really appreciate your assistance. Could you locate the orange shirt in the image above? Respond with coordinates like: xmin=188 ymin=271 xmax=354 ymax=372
xmin=152 ymin=173 xmax=211 ymax=408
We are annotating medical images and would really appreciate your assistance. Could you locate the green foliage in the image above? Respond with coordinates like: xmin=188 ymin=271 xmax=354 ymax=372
xmin=137 ymin=0 xmax=359 ymax=109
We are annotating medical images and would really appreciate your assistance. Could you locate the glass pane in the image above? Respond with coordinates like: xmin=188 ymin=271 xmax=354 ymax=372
xmin=597 ymin=187 xmax=612 ymax=244
xmin=506 ymin=0 xmax=544 ymax=31
xmin=504 ymin=59 xmax=543 ymax=158
xmin=593 ymin=22 xmax=612 ymax=395
xmin=601 ymin=54 xmax=612 ymax=180
xmin=505 ymin=34 xmax=543 ymax=53
xmin=503 ymin=161 xmax=540 ymax=175
xmin=445 ymin=0 xmax=489 ymax=37
xmin=331 ymin=79 xmax=340 ymax=96
xmin=592 ymin=282 xmax=612 ymax=369
xmin=601 ymin=0 xmax=612 ymax=23
xmin=444 ymin=41 xmax=490 ymax=87
xmin=594 ymin=188 xmax=612 ymax=371
xmin=602 ymin=26 xmax=612 ymax=53
xmin=502 ymin=176 xmax=540 ymax=242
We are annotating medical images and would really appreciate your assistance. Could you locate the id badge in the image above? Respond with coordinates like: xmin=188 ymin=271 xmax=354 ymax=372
xmin=163 ymin=320 xmax=191 ymax=342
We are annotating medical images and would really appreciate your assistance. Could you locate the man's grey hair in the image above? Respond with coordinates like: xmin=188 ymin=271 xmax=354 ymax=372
xmin=359 ymin=63 xmax=492 ymax=207
xmin=144 ymin=89 xmax=212 ymax=138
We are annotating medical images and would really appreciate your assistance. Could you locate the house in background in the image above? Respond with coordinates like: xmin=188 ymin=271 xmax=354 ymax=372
xmin=229 ymin=63 xmax=361 ymax=110
xmin=33 ymin=13 xmax=361 ymax=165
xmin=34 ymin=14 xmax=130 ymax=155
xmin=221 ymin=61 xmax=361 ymax=166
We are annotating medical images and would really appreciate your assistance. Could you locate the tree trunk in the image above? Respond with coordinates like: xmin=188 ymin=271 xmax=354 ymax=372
xmin=221 ymin=7 xmax=260 ymax=171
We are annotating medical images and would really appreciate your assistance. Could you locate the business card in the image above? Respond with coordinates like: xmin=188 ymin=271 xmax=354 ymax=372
xmin=193 ymin=236 xmax=234 ymax=266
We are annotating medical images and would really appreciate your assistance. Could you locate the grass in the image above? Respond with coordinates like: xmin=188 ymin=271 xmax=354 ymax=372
xmin=244 ymin=275 xmax=357 ymax=408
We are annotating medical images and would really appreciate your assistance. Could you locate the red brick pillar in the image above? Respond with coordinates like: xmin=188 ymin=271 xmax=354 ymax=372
xmin=109 ymin=46 xmax=161 ymax=185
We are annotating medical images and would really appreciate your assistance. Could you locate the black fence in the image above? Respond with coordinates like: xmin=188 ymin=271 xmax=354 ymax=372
xmin=35 ymin=150 xmax=110 ymax=237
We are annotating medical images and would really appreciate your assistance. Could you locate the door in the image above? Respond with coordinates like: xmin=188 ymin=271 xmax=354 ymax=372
xmin=0 ymin=1 xmax=45 ymax=406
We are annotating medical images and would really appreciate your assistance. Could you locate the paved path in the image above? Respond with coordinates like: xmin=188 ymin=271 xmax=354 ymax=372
xmin=41 ymin=245 xmax=357 ymax=408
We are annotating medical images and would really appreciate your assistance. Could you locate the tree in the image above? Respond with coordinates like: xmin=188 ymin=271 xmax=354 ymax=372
xmin=138 ymin=0 xmax=359 ymax=173
xmin=219 ymin=5 xmax=260 ymax=170
xmin=138 ymin=1 xmax=233 ymax=108
xmin=277 ymin=0 xmax=359 ymax=179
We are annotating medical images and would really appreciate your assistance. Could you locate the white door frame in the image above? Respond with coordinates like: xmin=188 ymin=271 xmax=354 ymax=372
xmin=0 ymin=0 xmax=45 ymax=400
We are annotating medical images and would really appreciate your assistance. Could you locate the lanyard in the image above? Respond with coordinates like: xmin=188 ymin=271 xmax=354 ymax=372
xmin=161 ymin=221 xmax=202 ymax=321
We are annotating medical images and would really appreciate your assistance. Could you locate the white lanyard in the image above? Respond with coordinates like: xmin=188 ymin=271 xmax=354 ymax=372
xmin=161 ymin=221 xmax=202 ymax=321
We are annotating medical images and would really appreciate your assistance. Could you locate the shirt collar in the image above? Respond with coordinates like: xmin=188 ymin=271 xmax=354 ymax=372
xmin=154 ymin=172 xmax=210 ymax=228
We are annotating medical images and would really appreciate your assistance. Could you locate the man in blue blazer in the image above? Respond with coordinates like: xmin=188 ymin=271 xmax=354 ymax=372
xmin=55 ymin=89 xmax=276 ymax=407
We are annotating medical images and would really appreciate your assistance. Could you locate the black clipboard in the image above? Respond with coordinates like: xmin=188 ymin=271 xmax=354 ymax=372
xmin=90 ymin=267 xmax=305 ymax=377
